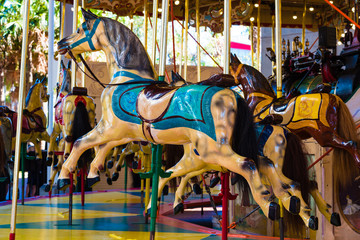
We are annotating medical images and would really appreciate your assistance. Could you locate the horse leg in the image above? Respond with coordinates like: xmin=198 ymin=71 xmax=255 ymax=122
xmin=32 ymin=139 xmax=42 ymax=161
xmin=58 ymin=119 xmax=132 ymax=179
xmin=112 ymin=143 xmax=140 ymax=181
xmin=174 ymin=168 xmax=212 ymax=214
xmin=46 ymin=123 xmax=61 ymax=164
xmin=309 ymin=181 xmax=341 ymax=226
xmin=107 ymin=146 xmax=120 ymax=169
xmin=259 ymin=157 xmax=300 ymax=215
xmin=195 ymin=137 xmax=280 ymax=221
xmin=146 ymin=144 xmax=205 ymax=212
xmin=86 ymin=140 xmax=126 ymax=187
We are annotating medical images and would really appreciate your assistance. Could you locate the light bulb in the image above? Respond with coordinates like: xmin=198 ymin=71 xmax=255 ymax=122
xmin=293 ymin=15 xmax=298 ymax=20
xmin=309 ymin=7 xmax=314 ymax=12
xmin=254 ymin=3 xmax=259 ymax=8
xmin=250 ymin=17 xmax=255 ymax=22
xmin=175 ymin=0 xmax=180 ymax=5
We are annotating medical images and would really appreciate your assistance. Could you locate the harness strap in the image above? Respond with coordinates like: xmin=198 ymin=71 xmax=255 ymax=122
xmin=69 ymin=19 xmax=101 ymax=50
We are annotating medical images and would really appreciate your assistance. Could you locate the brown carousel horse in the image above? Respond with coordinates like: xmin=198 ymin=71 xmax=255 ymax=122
xmin=0 ymin=114 xmax=12 ymax=201
xmin=1 ymin=78 xmax=50 ymax=161
xmin=229 ymin=54 xmax=360 ymax=189
xmin=56 ymin=9 xmax=280 ymax=221
xmin=45 ymin=61 xmax=96 ymax=192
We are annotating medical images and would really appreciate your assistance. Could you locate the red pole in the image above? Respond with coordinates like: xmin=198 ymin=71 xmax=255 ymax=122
xmin=49 ymin=190 xmax=52 ymax=199
xmin=69 ymin=173 xmax=73 ymax=225
xmin=221 ymin=172 xmax=229 ymax=240
xmin=81 ymin=168 xmax=85 ymax=206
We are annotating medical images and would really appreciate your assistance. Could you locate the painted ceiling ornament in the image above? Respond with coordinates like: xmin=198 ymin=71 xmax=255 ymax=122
xmin=85 ymin=0 xmax=143 ymax=16
xmin=189 ymin=0 xmax=253 ymax=34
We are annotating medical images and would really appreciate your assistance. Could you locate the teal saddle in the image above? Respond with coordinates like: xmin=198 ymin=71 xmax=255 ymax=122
xmin=111 ymin=80 xmax=225 ymax=141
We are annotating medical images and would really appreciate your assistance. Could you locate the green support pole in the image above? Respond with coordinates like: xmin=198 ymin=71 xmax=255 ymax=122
xmin=149 ymin=144 xmax=162 ymax=240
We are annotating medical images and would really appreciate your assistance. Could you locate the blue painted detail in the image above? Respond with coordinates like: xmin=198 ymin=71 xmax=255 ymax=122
xmin=112 ymin=71 xmax=155 ymax=82
xmin=70 ymin=19 xmax=101 ymax=50
xmin=255 ymin=124 xmax=274 ymax=157
xmin=194 ymin=148 xmax=200 ymax=156
xmin=112 ymin=83 xmax=224 ymax=141
xmin=112 ymin=83 xmax=148 ymax=125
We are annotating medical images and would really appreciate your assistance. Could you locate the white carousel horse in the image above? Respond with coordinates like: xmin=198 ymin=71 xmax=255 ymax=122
xmin=56 ymin=9 xmax=280 ymax=221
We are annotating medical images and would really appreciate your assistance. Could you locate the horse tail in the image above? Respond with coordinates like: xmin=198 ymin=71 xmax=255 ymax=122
xmin=282 ymin=132 xmax=311 ymax=238
xmin=231 ymin=96 xmax=258 ymax=162
xmin=231 ymin=96 xmax=259 ymax=199
xmin=72 ymin=101 xmax=93 ymax=169
xmin=333 ymin=98 xmax=360 ymax=188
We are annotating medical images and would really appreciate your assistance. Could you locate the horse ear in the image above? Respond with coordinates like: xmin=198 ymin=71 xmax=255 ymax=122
xmin=67 ymin=61 xmax=71 ymax=69
xmin=234 ymin=54 xmax=241 ymax=64
xmin=82 ymin=8 xmax=98 ymax=21
xmin=230 ymin=53 xmax=235 ymax=64
xmin=61 ymin=60 xmax=65 ymax=69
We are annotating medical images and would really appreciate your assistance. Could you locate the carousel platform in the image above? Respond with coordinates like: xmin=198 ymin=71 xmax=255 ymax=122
xmin=0 ymin=189 xmax=289 ymax=240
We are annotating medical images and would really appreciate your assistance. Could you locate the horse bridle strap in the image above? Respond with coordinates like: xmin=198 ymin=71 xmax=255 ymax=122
xmin=67 ymin=49 xmax=106 ymax=88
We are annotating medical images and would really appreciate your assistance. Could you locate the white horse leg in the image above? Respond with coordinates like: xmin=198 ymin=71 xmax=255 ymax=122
xmin=59 ymin=119 xmax=132 ymax=179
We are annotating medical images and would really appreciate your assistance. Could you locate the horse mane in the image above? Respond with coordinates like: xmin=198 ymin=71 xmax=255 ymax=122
xmin=101 ymin=17 xmax=155 ymax=78
xmin=25 ymin=84 xmax=36 ymax=107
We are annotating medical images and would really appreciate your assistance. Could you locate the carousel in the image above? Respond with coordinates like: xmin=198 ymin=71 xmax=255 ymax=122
xmin=0 ymin=0 xmax=360 ymax=239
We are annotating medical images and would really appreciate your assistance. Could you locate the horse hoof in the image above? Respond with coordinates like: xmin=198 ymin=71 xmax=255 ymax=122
xmin=308 ymin=216 xmax=318 ymax=230
xmin=46 ymin=157 xmax=52 ymax=166
xmin=289 ymin=196 xmax=300 ymax=215
xmin=57 ymin=179 xmax=70 ymax=191
xmin=112 ymin=172 xmax=119 ymax=181
xmin=87 ymin=176 xmax=100 ymax=188
xmin=268 ymin=202 xmax=280 ymax=221
xmin=162 ymin=185 xmax=169 ymax=196
xmin=210 ymin=177 xmax=220 ymax=188
xmin=330 ymin=212 xmax=341 ymax=226
xmin=107 ymin=178 xmax=113 ymax=185
xmin=44 ymin=184 xmax=51 ymax=192
xmin=193 ymin=183 xmax=202 ymax=195
xmin=107 ymin=160 xmax=114 ymax=169
xmin=116 ymin=165 xmax=122 ymax=172
xmin=53 ymin=164 xmax=59 ymax=171
xmin=174 ymin=203 xmax=184 ymax=215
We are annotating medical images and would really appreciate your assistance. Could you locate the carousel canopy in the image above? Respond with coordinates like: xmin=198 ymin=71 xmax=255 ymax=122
xmin=57 ymin=0 xmax=353 ymax=33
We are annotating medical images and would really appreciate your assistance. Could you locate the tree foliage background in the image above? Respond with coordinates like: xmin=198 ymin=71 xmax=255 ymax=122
xmin=0 ymin=0 xmax=58 ymax=107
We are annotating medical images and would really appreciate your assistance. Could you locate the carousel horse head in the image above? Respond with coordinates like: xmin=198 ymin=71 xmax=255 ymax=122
xmin=229 ymin=53 xmax=275 ymax=98
xmin=25 ymin=77 xmax=49 ymax=108
xmin=58 ymin=9 xmax=154 ymax=78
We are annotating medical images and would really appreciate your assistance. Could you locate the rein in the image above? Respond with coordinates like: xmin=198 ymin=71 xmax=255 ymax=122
xmin=253 ymin=97 xmax=278 ymax=119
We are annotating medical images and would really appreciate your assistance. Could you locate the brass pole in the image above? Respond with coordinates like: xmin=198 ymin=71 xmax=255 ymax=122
xmin=257 ymin=1 xmax=261 ymax=70
xmin=275 ymin=0 xmax=282 ymax=97
xmin=196 ymin=0 xmax=201 ymax=82
xmin=71 ymin=0 xmax=79 ymax=88
xmin=250 ymin=21 xmax=254 ymax=67
xmin=9 ymin=0 xmax=31 ymax=238
xmin=302 ymin=0 xmax=306 ymax=55
xmin=151 ymin=0 xmax=159 ymax=66
xmin=144 ymin=0 xmax=148 ymax=51
xmin=179 ymin=20 xmax=184 ymax=76
xmin=184 ymin=0 xmax=189 ymax=80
